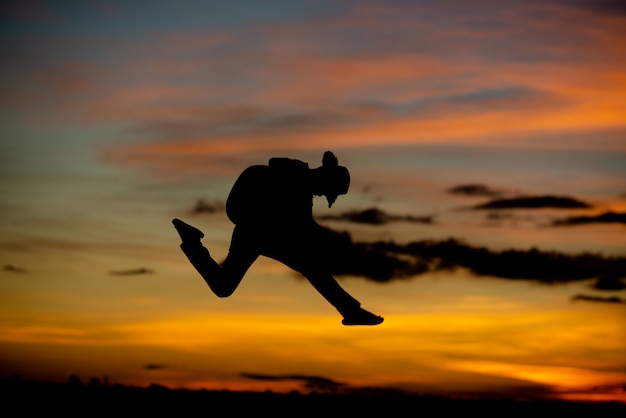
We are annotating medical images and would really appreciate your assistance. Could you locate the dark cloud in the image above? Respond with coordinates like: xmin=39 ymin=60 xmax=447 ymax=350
xmin=592 ymin=274 xmax=626 ymax=290
xmin=474 ymin=195 xmax=591 ymax=210
xmin=240 ymin=373 xmax=345 ymax=392
xmin=190 ymin=199 xmax=224 ymax=214
xmin=448 ymin=184 xmax=503 ymax=197
xmin=144 ymin=364 xmax=166 ymax=370
xmin=319 ymin=228 xmax=422 ymax=281
xmin=552 ymin=211 xmax=626 ymax=226
xmin=317 ymin=208 xmax=433 ymax=226
xmin=318 ymin=226 xmax=626 ymax=284
xmin=109 ymin=268 xmax=154 ymax=276
xmin=3 ymin=264 xmax=27 ymax=273
xmin=4 ymin=375 xmax=625 ymax=414
xmin=485 ymin=212 xmax=516 ymax=221
xmin=569 ymin=0 xmax=626 ymax=15
xmin=571 ymin=294 xmax=625 ymax=304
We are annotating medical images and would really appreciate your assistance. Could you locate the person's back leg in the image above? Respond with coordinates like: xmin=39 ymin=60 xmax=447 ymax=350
xmin=263 ymin=244 xmax=384 ymax=326
xmin=173 ymin=218 xmax=257 ymax=297
xmin=300 ymin=269 xmax=384 ymax=326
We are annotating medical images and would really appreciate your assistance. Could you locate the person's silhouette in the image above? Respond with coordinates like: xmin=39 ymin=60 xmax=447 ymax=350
xmin=172 ymin=151 xmax=384 ymax=326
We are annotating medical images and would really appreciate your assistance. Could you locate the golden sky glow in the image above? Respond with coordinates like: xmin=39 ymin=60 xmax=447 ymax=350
xmin=1 ymin=0 xmax=625 ymax=403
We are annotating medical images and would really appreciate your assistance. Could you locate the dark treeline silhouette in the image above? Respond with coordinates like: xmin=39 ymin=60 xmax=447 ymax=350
xmin=240 ymin=372 xmax=345 ymax=393
xmin=2 ymin=376 xmax=624 ymax=417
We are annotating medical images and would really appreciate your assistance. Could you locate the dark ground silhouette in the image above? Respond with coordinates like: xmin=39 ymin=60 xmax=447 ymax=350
xmin=2 ymin=376 xmax=624 ymax=417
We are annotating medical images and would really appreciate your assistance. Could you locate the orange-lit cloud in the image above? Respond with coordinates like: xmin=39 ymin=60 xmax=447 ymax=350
xmin=2 ymin=1 xmax=625 ymax=402
xmin=3 ymin=1 xmax=624 ymax=164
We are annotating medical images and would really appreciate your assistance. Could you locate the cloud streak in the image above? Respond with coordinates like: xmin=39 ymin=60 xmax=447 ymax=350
xmin=144 ymin=363 xmax=167 ymax=370
xmin=553 ymin=211 xmax=626 ymax=226
xmin=109 ymin=268 xmax=154 ymax=276
xmin=240 ymin=372 xmax=345 ymax=392
xmin=3 ymin=264 xmax=28 ymax=274
xmin=474 ymin=196 xmax=591 ymax=210
xmin=4 ymin=1 xmax=626 ymax=179
xmin=189 ymin=199 xmax=224 ymax=215
xmin=319 ymin=227 xmax=626 ymax=283
xmin=448 ymin=184 xmax=504 ymax=197
xmin=571 ymin=294 xmax=625 ymax=304
xmin=317 ymin=208 xmax=433 ymax=225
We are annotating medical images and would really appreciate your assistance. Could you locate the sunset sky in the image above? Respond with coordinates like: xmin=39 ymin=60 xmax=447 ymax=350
xmin=1 ymin=0 xmax=625 ymax=403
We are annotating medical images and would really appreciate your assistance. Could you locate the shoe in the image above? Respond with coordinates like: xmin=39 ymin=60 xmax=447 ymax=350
xmin=172 ymin=218 xmax=204 ymax=242
xmin=341 ymin=308 xmax=384 ymax=326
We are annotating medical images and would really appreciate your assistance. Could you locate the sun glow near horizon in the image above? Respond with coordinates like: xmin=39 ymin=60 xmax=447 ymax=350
xmin=1 ymin=267 xmax=624 ymax=400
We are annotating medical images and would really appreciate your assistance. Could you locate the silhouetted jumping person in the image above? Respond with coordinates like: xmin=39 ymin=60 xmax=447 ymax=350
xmin=172 ymin=151 xmax=384 ymax=326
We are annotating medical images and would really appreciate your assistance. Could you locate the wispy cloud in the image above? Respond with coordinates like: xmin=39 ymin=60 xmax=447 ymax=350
xmin=3 ymin=1 xmax=625 ymax=179
xmin=474 ymin=196 xmax=591 ymax=210
xmin=571 ymin=294 xmax=625 ymax=304
xmin=109 ymin=268 xmax=154 ymax=276
xmin=189 ymin=199 xmax=224 ymax=215
xmin=240 ymin=372 xmax=345 ymax=392
xmin=320 ymin=226 xmax=626 ymax=284
xmin=3 ymin=264 xmax=28 ymax=273
xmin=552 ymin=211 xmax=626 ymax=226
xmin=144 ymin=363 xmax=167 ymax=370
xmin=317 ymin=208 xmax=433 ymax=225
xmin=448 ymin=184 xmax=505 ymax=197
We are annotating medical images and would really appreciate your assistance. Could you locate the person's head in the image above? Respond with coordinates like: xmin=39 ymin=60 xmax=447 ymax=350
xmin=312 ymin=151 xmax=350 ymax=208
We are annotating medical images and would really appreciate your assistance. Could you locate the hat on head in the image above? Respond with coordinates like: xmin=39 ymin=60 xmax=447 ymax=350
xmin=322 ymin=151 xmax=350 ymax=208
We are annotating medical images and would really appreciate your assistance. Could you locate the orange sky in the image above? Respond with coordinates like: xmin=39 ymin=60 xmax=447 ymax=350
xmin=1 ymin=0 xmax=625 ymax=403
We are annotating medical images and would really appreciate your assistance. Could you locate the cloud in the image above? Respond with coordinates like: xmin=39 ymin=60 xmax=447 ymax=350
xmin=317 ymin=208 xmax=433 ymax=225
xmin=190 ymin=199 xmax=224 ymax=215
xmin=5 ymin=0 xmax=625 ymax=180
xmin=592 ymin=275 xmax=626 ymax=290
xmin=571 ymin=294 xmax=625 ymax=304
xmin=552 ymin=211 xmax=626 ymax=226
xmin=569 ymin=0 xmax=626 ymax=15
xmin=318 ymin=226 xmax=626 ymax=283
xmin=3 ymin=264 xmax=27 ymax=273
xmin=240 ymin=372 xmax=345 ymax=392
xmin=109 ymin=268 xmax=154 ymax=276
xmin=474 ymin=196 xmax=591 ymax=210
xmin=448 ymin=184 xmax=504 ymax=197
xmin=144 ymin=363 xmax=167 ymax=371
